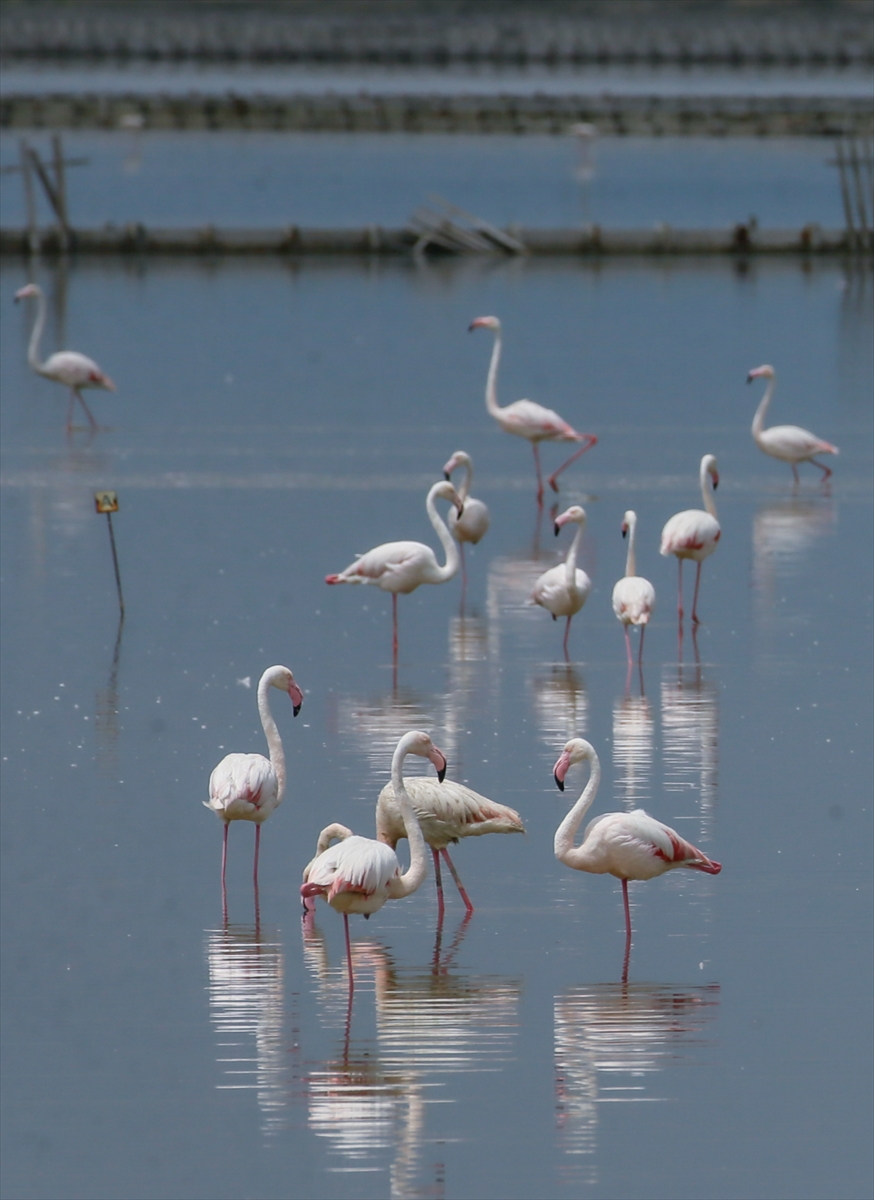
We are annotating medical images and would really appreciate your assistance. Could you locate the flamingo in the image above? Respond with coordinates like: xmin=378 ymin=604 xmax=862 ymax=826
xmin=747 ymin=364 xmax=838 ymax=483
xmin=469 ymin=316 xmax=597 ymax=502
xmin=204 ymin=665 xmax=303 ymax=894
xmin=14 ymin=283 xmax=116 ymax=433
xmin=612 ymin=510 xmax=656 ymax=667
xmin=660 ymin=455 xmax=721 ymax=626
xmin=552 ymin=738 xmax=721 ymax=941
xmin=532 ymin=505 xmax=592 ymax=658
xmin=326 ymin=480 xmax=464 ymax=661
xmin=443 ymin=450 xmax=490 ymax=593
xmin=301 ymin=730 xmax=446 ymax=992
xmin=375 ymin=774 xmax=525 ymax=919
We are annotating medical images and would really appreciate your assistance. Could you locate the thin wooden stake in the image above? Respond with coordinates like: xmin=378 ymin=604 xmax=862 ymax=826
xmin=19 ymin=138 xmax=38 ymax=254
xmin=51 ymin=134 xmax=69 ymax=252
xmin=95 ymin=491 xmax=124 ymax=617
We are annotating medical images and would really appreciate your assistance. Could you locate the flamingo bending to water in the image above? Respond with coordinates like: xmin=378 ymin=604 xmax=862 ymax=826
xmin=301 ymin=730 xmax=446 ymax=991
xmin=443 ymin=450 xmax=490 ymax=591
xmin=660 ymin=455 xmax=721 ymax=626
xmin=469 ymin=316 xmax=597 ymax=501
xmin=747 ymin=364 xmax=838 ymax=483
xmin=612 ymin=510 xmax=656 ymax=667
xmin=552 ymin=738 xmax=721 ymax=940
xmin=14 ymin=283 xmax=116 ymax=433
xmin=325 ymin=480 xmax=464 ymax=660
xmin=532 ymin=505 xmax=592 ymax=658
xmin=204 ymin=665 xmax=303 ymax=892
xmin=375 ymin=775 xmax=524 ymax=918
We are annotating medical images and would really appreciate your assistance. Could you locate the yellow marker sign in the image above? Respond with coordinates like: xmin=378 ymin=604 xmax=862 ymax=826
xmin=94 ymin=491 xmax=119 ymax=513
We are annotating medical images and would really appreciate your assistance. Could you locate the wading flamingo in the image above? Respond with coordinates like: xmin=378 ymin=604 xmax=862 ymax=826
xmin=301 ymin=730 xmax=446 ymax=992
xmin=469 ymin=316 xmax=597 ymax=501
xmin=747 ymin=364 xmax=838 ymax=483
xmin=204 ymin=665 xmax=303 ymax=895
xmin=443 ymin=450 xmax=490 ymax=592
xmin=14 ymin=283 xmax=116 ymax=433
xmin=532 ymin=505 xmax=592 ymax=658
xmin=660 ymin=455 xmax=720 ymax=626
xmin=375 ymin=774 xmax=524 ymax=919
xmin=326 ymin=481 xmax=464 ymax=661
xmin=552 ymin=738 xmax=721 ymax=941
xmin=612 ymin=510 xmax=656 ymax=667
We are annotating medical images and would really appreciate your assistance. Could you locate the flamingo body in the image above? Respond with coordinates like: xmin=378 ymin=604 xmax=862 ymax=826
xmin=533 ymin=505 xmax=592 ymax=656
xmin=443 ymin=450 xmax=490 ymax=545
xmin=469 ymin=316 xmax=597 ymax=499
xmin=612 ymin=576 xmax=655 ymax=626
xmin=660 ymin=455 xmax=721 ymax=625
xmin=747 ymin=364 xmax=838 ymax=482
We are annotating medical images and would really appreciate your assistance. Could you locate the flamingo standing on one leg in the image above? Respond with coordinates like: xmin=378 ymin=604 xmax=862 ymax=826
xmin=375 ymin=774 xmax=524 ymax=920
xmin=301 ymin=730 xmax=446 ymax=992
xmin=325 ymin=480 xmax=464 ymax=662
xmin=612 ymin=510 xmax=656 ymax=668
xmin=468 ymin=316 xmax=597 ymax=502
xmin=443 ymin=450 xmax=490 ymax=596
xmin=747 ymin=364 xmax=838 ymax=484
xmin=660 ymin=455 xmax=721 ymax=627
xmin=552 ymin=738 xmax=721 ymax=945
xmin=14 ymin=283 xmax=116 ymax=434
xmin=204 ymin=665 xmax=304 ymax=898
xmin=532 ymin=505 xmax=592 ymax=659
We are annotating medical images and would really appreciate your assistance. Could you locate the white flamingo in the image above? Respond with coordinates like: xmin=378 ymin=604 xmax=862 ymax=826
xmin=301 ymin=731 xmax=446 ymax=991
xmin=660 ymin=455 xmax=721 ymax=626
xmin=553 ymin=738 xmax=721 ymax=941
xmin=326 ymin=481 xmax=464 ymax=660
xmin=14 ymin=283 xmax=116 ymax=433
xmin=747 ymin=364 xmax=838 ymax=483
xmin=532 ymin=505 xmax=592 ymax=658
xmin=204 ymin=665 xmax=304 ymax=892
xmin=443 ymin=450 xmax=490 ymax=591
xmin=469 ymin=316 xmax=597 ymax=501
xmin=611 ymin=510 xmax=656 ymax=667
xmin=375 ymin=775 xmax=524 ymax=918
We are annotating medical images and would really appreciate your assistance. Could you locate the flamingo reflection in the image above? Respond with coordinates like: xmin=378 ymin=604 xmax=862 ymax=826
xmin=612 ymin=689 xmax=654 ymax=812
xmin=533 ymin=663 xmax=588 ymax=748
xmin=752 ymin=497 xmax=836 ymax=631
xmin=661 ymin=659 xmax=720 ymax=848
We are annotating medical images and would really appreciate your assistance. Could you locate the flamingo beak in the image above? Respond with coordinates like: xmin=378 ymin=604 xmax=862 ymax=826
xmin=622 ymin=527 xmax=628 ymax=539
xmin=429 ymin=745 xmax=448 ymax=782
xmin=713 ymin=474 xmax=720 ymax=490
xmin=444 ymin=470 xmax=451 ymax=481
xmin=746 ymin=373 xmax=754 ymax=384
xmin=553 ymin=750 xmax=570 ymax=791
xmin=554 ymin=523 xmax=560 ymax=537
xmin=289 ymin=682 xmax=304 ymax=717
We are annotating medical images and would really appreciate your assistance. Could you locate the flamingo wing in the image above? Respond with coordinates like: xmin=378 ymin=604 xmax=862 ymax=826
xmin=500 ymin=399 xmax=580 ymax=441
xmin=586 ymin=810 xmax=721 ymax=878
xmin=41 ymin=351 xmax=115 ymax=390
xmin=303 ymin=835 xmax=400 ymax=904
xmin=205 ymin=752 xmax=278 ymax=820
xmin=377 ymin=777 xmax=525 ymax=846
xmin=758 ymin=424 xmax=839 ymax=462
xmin=660 ymin=510 xmax=721 ymax=559
xmin=327 ymin=540 xmax=436 ymax=592
xmin=612 ymin=576 xmax=656 ymax=624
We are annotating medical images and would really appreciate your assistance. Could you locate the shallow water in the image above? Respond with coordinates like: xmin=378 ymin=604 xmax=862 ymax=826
xmin=1 ymin=254 xmax=872 ymax=1200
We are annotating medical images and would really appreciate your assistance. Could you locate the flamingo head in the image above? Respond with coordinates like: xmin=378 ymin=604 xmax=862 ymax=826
xmin=14 ymin=283 xmax=41 ymax=303
xmin=430 ymin=479 xmax=464 ymax=517
xmin=553 ymin=505 xmax=586 ymax=537
xmin=552 ymin=738 xmax=596 ymax=791
xmin=621 ymin=510 xmax=637 ymax=539
xmin=442 ymin=449 xmax=471 ymax=480
xmin=400 ymin=730 xmax=447 ymax=782
xmin=468 ymin=315 xmax=501 ymax=333
xmin=746 ymin=364 xmax=775 ymax=384
xmin=264 ymin=664 xmax=304 ymax=716
xmin=701 ymin=454 xmax=719 ymax=491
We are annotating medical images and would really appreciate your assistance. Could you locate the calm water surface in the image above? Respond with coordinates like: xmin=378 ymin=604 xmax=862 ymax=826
xmin=1 ymin=255 xmax=872 ymax=1200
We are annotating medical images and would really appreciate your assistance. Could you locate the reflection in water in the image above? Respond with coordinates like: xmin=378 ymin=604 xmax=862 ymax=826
xmin=752 ymin=497 xmax=836 ymax=628
xmin=533 ymin=663 xmax=588 ymax=748
xmin=204 ymin=922 xmax=289 ymax=1137
xmin=612 ymin=690 xmax=654 ymax=811
xmin=485 ymin=551 xmax=548 ymax=658
xmin=661 ymin=663 xmax=719 ymax=847
xmin=95 ymin=613 xmax=124 ymax=778
xmin=555 ymin=982 xmax=720 ymax=1183
xmin=302 ymin=916 xmax=520 ymax=1195
xmin=332 ymin=687 xmax=456 ymax=787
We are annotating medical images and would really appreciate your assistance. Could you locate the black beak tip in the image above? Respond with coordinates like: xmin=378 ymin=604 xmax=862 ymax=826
xmin=438 ymin=765 xmax=447 ymax=783
xmin=443 ymin=470 xmax=451 ymax=481
xmin=293 ymin=703 xmax=302 ymax=717
xmin=622 ymin=528 xmax=627 ymax=538
xmin=553 ymin=524 xmax=560 ymax=537
xmin=554 ymin=774 xmax=565 ymax=792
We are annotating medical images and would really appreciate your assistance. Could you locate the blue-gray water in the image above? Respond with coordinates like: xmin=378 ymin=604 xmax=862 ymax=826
xmin=1 ymin=254 xmax=872 ymax=1200
xmin=0 ymin=131 xmax=847 ymax=230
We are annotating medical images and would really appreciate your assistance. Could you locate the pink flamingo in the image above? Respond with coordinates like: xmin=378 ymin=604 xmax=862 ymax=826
xmin=301 ymin=730 xmax=446 ymax=992
xmin=14 ymin=283 xmax=116 ymax=433
xmin=532 ymin=505 xmax=592 ymax=658
xmin=469 ymin=316 xmax=597 ymax=501
xmin=375 ymin=774 xmax=524 ymax=919
xmin=747 ymin=364 xmax=838 ymax=483
xmin=612 ymin=510 xmax=656 ymax=667
xmin=204 ymin=665 xmax=303 ymax=894
xmin=553 ymin=738 xmax=721 ymax=941
xmin=326 ymin=480 xmax=463 ymax=661
xmin=443 ymin=450 xmax=490 ymax=593
xmin=660 ymin=455 xmax=721 ymax=626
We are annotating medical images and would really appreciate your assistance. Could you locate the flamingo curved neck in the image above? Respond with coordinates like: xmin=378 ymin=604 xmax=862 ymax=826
xmin=564 ymin=522 xmax=584 ymax=588
xmin=624 ymin=517 xmax=637 ymax=578
xmin=426 ymin=487 xmax=460 ymax=581
xmin=457 ymin=459 xmax=473 ymax=502
xmin=700 ymin=465 xmax=718 ymax=519
xmin=257 ymin=673 xmax=286 ymax=798
xmin=25 ymin=287 xmax=48 ymax=374
xmin=554 ymin=754 xmax=601 ymax=867
xmin=484 ymin=330 xmax=504 ymax=419
xmin=388 ymin=740 xmax=428 ymax=897
xmin=752 ymin=375 xmax=776 ymax=442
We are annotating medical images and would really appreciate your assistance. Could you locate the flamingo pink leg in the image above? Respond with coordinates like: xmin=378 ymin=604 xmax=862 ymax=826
xmin=621 ymin=878 xmax=632 ymax=940
xmin=391 ymin=593 xmax=399 ymax=662
xmin=623 ymin=624 xmax=633 ymax=669
xmin=791 ymin=462 xmax=800 ymax=485
xmin=563 ymin=615 xmax=573 ymax=660
xmin=221 ymin=822 xmax=229 ymax=891
xmin=677 ymin=557 xmax=685 ymax=623
xmin=691 ymin=561 xmax=704 ymax=625
xmin=432 ymin=847 xmax=446 ymax=922
xmin=343 ymin=913 xmax=355 ymax=994
xmin=547 ymin=434 xmax=598 ymax=493
xmin=74 ymin=387 xmax=100 ymax=432
xmin=532 ymin=443 xmax=545 ymax=502
xmin=637 ymin=624 xmax=646 ymax=665
xmin=811 ymin=458 xmax=833 ymax=481
xmin=253 ymin=823 xmax=261 ymax=887
xmin=440 ymin=848 xmax=475 ymax=914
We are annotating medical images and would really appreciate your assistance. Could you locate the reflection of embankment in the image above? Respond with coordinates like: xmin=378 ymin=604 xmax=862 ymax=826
xmin=612 ymin=691 xmax=654 ymax=811
xmin=555 ymin=982 xmax=720 ymax=1184
xmin=205 ymin=923 xmax=288 ymax=1136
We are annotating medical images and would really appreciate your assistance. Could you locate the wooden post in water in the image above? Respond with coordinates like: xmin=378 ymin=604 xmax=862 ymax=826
xmin=95 ymin=491 xmax=124 ymax=618
xmin=18 ymin=138 xmax=38 ymax=255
